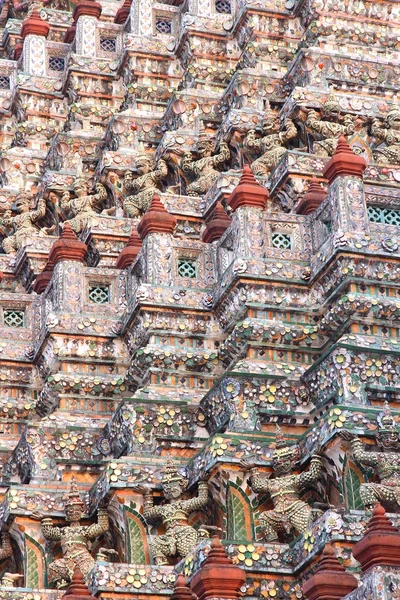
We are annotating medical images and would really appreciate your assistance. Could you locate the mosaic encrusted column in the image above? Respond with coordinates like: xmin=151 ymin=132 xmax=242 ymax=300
xmin=129 ymin=0 xmax=153 ymax=35
xmin=21 ymin=8 xmax=50 ymax=77
xmin=47 ymin=224 xmax=88 ymax=314
xmin=323 ymin=135 xmax=368 ymax=237
xmin=73 ymin=0 xmax=102 ymax=57
xmin=137 ymin=195 xmax=177 ymax=285
xmin=226 ymin=165 xmax=269 ymax=261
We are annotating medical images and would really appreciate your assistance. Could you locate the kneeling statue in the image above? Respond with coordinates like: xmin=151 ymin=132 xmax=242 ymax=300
xmin=181 ymin=135 xmax=230 ymax=197
xmin=2 ymin=193 xmax=50 ymax=254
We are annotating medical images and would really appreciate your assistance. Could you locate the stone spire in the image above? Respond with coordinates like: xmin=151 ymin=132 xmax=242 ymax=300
xmin=47 ymin=223 xmax=87 ymax=266
xmin=64 ymin=22 xmax=77 ymax=43
xmin=114 ymin=0 xmax=132 ymax=24
xmin=201 ymin=201 xmax=232 ymax=243
xmin=352 ymin=503 xmax=400 ymax=571
xmin=33 ymin=256 xmax=55 ymax=294
xmin=190 ymin=536 xmax=246 ymax=600
xmin=115 ymin=228 xmax=142 ymax=268
xmin=171 ymin=575 xmax=198 ymax=600
xmin=63 ymin=568 xmax=96 ymax=600
xmin=302 ymin=544 xmax=358 ymax=600
xmin=72 ymin=0 xmax=102 ymax=21
xmin=228 ymin=165 xmax=269 ymax=212
xmin=21 ymin=3 xmax=50 ymax=38
xmin=323 ymin=135 xmax=367 ymax=183
xmin=137 ymin=195 xmax=177 ymax=239
xmin=296 ymin=177 xmax=327 ymax=215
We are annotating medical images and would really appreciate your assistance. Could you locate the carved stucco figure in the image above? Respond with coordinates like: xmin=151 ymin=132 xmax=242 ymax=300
xmin=305 ymin=92 xmax=355 ymax=157
xmin=143 ymin=458 xmax=209 ymax=565
xmin=372 ymin=105 xmax=400 ymax=165
xmin=244 ymin=103 xmax=297 ymax=176
xmin=60 ymin=178 xmax=108 ymax=234
xmin=124 ymin=153 xmax=168 ymax=218
xmin=242 ymin=426 xmax=323 ymax=542
xmin=344 ymin=402 xmax=400 ymax=510
xmin=2 ymin=194 xmax=49 ymax=254
xmin=32 ymin=479 xmax=109 ymax=588
xmin=181 ymin=134 xmax=230 ymax=196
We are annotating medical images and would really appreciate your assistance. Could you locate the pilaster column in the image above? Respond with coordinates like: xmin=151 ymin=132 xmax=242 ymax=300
xmin=21 ymin=8 xmax=50 ymax=76
xmin=226 ymin=165 xmax=269 ymax=260
xmin=129 ymin=0 xmax=152 ymax=35
xmin=73 ymin=0 xmax=102 ymax=57
xmin=137 ymin=195 xmax=177 ymax=285
xmin=47 ymin=223 xmax=87 ymax=313
xmin=323 ymin=135 xmax=368 ymax=235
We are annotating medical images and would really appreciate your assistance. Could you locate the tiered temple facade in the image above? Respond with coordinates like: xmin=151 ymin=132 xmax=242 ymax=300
xmin=0 ymin=0 xmax=399 ymax=598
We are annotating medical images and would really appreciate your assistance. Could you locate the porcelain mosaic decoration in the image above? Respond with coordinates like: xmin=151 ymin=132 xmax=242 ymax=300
xmin=0 ymin=0 xmax=399 ymax=599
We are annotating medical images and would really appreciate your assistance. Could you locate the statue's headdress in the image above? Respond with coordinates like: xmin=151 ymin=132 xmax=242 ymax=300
xmin=323 ymin=89 xmax=340 ymax=114
xmin=134 ymin=142 xmax=153 ymax=165
xmin=272 ymin=425 xmax=301 ymax=463
xmin=14 ymin=192 xmax=31 ymax=208
xmin=386 ymin=103 xmax=400 ymax=125
xmin=377 ymin=401 xmax=396 ymax=432
xmin=162 ymin=457 xmax=187 ymax=486
xmin=376 ymin=402 xmax=398 ymax=449
xmin=196 ymin=121 xmax=215 ymax=148
xmin=65 ymin=477 xmax=85 ymax=509
xmin=263 ymin=99 xmax=275 ymax=120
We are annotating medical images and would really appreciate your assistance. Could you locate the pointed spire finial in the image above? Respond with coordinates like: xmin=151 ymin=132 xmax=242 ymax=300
xmin=63 ymin=568 xmax=97 ymax=600
xmin=137 ymin=194 xmax=177 ymax=239
xmin=47 ymin=221 xmax=87 ymax=266
xmin=302 ymin=543 xmax=358 ymax=599
xmin=190 ymin=535 xmax=246 ymax=600
xmin=202 ymin=201 xmax=232 ymax=243
xmin=115 ymin=228 xmax=142 ymax=269
xmin=296 ymin=177 xmax=327 ymax=215
xmin=21 ymin=1 xmax=50 ymax=38
xmin=227 ymin=165 xmax=269 ymax=212
xmin=323 ymin=135 xmax=367 ymax=183
xmin=353 ymin=503 xmax=400 ymax=572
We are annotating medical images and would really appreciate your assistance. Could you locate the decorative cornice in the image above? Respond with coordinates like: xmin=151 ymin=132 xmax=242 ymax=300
xmin=72 ymin=0 xmax=102 ymax=22
xmin=21 ymin=8 xmax=50 ymax=39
